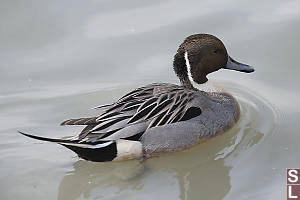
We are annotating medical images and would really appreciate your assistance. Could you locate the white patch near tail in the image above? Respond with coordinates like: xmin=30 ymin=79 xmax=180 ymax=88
xmin=113 ymin=139 xmax=143 ymax=161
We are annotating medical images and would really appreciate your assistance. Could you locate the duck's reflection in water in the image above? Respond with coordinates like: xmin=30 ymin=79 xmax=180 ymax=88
xmin=58 ymin=159 xmax=146 ymax=200
xmin=57 ymin=128 xmax=237 ymax=200
xmin=57 ymin=144 xmax=233 ymax=200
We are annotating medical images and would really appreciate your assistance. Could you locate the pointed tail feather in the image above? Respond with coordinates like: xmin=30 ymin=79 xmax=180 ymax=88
xmin=18 ymin=131 xmax=118 ymax=162
xmin=18 ymin=131 xmax=79 ymax=143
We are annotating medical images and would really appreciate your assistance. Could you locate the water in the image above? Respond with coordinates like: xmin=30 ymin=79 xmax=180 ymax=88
xmin=1 ymin=0 xmax=300 ymax=199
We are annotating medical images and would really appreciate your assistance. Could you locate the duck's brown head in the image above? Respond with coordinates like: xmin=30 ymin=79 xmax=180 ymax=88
xmin=173 ymin=34 xmax=254 ymax=89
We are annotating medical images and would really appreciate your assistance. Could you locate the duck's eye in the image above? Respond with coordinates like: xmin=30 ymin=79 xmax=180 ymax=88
xmin=213 ymin=49 xmax=219 ymax=54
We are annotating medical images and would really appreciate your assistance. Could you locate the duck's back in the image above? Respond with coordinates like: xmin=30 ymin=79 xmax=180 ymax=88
xmin=62 ymin=83 xmax=239 ymax=156
xmin=140 ymin=88 xmax=240 ymax=155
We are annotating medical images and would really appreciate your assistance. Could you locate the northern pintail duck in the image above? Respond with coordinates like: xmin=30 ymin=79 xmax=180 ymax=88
xmin=20 ymin=34 xmax=254 ymax=162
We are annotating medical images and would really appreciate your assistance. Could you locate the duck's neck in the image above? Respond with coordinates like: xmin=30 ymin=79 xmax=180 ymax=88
xmin=173 ymin=48 xmax=195 ymax=90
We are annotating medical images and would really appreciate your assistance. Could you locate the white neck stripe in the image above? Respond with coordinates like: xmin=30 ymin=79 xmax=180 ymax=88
xmin=184 ymin=51 xmax=195 ymax=85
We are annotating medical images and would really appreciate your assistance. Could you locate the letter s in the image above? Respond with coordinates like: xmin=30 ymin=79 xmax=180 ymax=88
xmin=289 ymin=169 xmax=298 ymax=183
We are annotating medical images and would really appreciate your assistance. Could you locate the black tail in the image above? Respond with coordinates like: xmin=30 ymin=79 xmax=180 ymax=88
xmin=18 ymin=131 xmax=117 ymax=162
